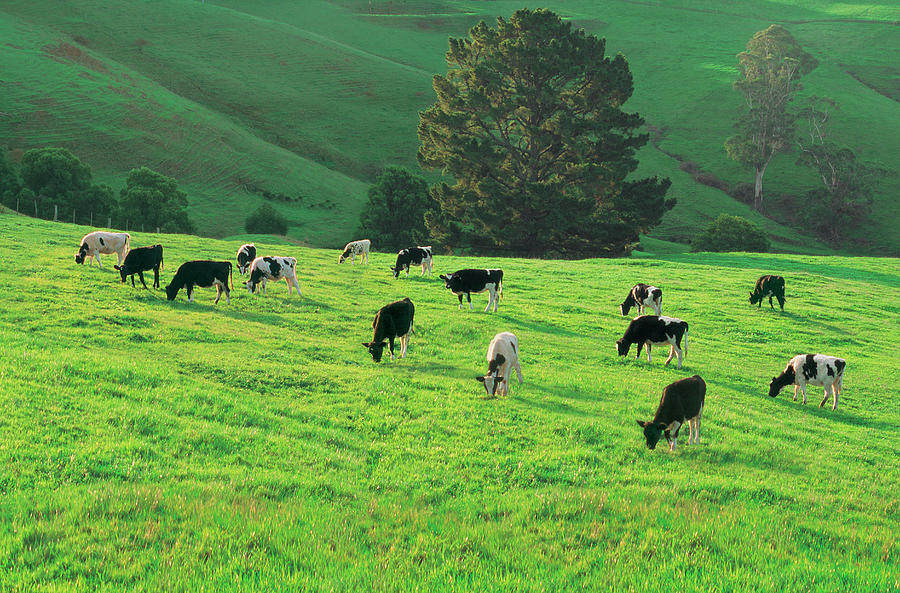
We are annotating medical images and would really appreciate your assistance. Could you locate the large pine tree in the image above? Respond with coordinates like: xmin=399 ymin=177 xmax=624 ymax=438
xmin=417 ymin=8 xmax=672 ymax=258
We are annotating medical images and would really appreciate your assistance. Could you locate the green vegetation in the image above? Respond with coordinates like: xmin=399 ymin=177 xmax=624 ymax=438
xmin=357 ymin=166 xmax=434 ymax=252
xmin=245 ymin=202 xmax=289 ymax=236
xmin=691 ymin=214 xmax=771 ymax=253
xmin=418 ymin=8 xmax=672 ymax=257
xmin=0 ymin=213 xmax=897 ymax=590
xmin=119 ymin=167 xmax=194 ymax=234
xmin=0 ymin=1 xmax=896 ymax=252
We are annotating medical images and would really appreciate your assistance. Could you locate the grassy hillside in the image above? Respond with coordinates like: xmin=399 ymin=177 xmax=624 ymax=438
xmin=0 ymin=213 xmax=897 ymax=591
xmin=1 ymin=0 xmax=897 ymax=252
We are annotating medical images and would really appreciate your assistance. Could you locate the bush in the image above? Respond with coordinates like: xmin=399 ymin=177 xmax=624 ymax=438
xmin=356 ymin=167 xmax=436 ymax=251
xmin=690 ymin=214 xmax=770 ymax=253
xmin=245 ymin=203 xmax=288 ymax=235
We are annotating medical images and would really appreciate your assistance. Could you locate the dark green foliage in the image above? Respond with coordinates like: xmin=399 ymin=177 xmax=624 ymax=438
xmin=119 ymin=167 xmax=194 ymax=233
xmin=356 ymin=167 xmax=435 ymax=251
xmin=245 ymin=203 xmax=289 ymax=236
xmin=418 ymin=8 xmax=672 ymax=258
xmin=0 ymin=149 xmax=22 ymax=210
xmin=726 ymin=25 xmax=817 ymax=211
xmin=690 ymin=214 xmax=770 ymax=252
xmin=19 ymin=147 xmax=117 ymax=220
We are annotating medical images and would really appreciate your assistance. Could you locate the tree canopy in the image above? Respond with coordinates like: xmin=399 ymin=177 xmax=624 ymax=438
xmin=690 ymin=214 xmax=770 ymax=253
xmin=417 ymin=8 xmax=672 ymax=258
xmin=20 ymin=147 xmax=116 ymax=219
xmin=356 ymin=166 xmax=435 ymax=252
xmin=725 ymin=25 xmax=817 ymax=211
xmin=245 ymin=203 xmax=289 ymax=236
xmin=119 ymin=167 xmax=193 ymax=233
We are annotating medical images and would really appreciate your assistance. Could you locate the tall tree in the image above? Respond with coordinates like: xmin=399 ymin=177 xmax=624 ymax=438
xmin=725 ymin=25 xmax=817 ymax=211
xmin=19 ymin=147 xmax=116 ymax=220
xmin=119 ymin=167 xmax=194 ymax=233
xmin=417 ymin=8 xmax=672 ymax=258
xmin=795 ymin=97 xmax=891 ymax=242
xmin=356 ymin=166 xmax=435 ymax=252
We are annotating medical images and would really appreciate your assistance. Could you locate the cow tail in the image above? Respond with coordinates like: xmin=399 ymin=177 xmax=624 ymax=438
xmin=125 ymin=234 xmax=131 ymax=255
xmin=499 ymin=279 xmax=503 ymax=300
xmin=229 ymin=262 xmax=234 ymax=291
xmin=683 ymin=327 xmax=688 ymax=355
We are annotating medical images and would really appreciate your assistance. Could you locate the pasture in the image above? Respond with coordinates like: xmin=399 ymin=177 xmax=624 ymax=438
xmin=1 ymin=0 xmax=897 ymax=252
xmin=0 ymin=213 xmax=897 ymax=591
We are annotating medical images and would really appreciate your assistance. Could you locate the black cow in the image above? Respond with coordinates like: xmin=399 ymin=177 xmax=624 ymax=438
xmin=165 ymin=261 xmax=233 ymax=304
xmin=439 ymin=269 xmax=503 ymax=312
xmin=362 ymin=297 xmax=415 ymax=362
xmin=620 ymin=283 xmax=663 ymax=316
xmin=750 ymin=275 xmax=785 ymax=310
xmin=615 ymin=315 xmax=689 ymax=369
xmin=391 ymin=246 xmax=433 ymax=278
xmin=637 ymin=375 xmax=706 ymax=451
xmin=114 ymin=244 xmax=164 ymax=289
xmin=236 ymin=244 xmax=256 ymax=275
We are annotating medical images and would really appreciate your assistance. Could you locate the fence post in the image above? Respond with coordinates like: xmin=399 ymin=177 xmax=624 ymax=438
xmin=108 ymin=216 xmax=111 ymax=229
xmin=73 ymin=209 xmax=76 ymax=223
xmin=90 ymin=212 xmax=93 ymax=226
xmin=34 ymin=200 xmax=37 ymax=217
xmin=15 ymin=197 xmax=18 ymax=213
xmin=54 ymin=205 xmax=58 ymax=221
xmin=156 ymin=227 xmax=160 ymax=234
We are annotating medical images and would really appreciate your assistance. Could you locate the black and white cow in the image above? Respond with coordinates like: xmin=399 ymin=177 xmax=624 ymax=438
xmin=615 ymin=315 xmax=689 ymax=369
xmin=362 ymin=297 xmax=415 ymax=362
xmin=74 ymin=231 xmax=130 ymax=268
xmin=339 ymin=239 xmax=371 ymax=264
xmin=165 ymin=261 xmax=233 ymax=304
xmin=620 ymin=284 xmax=663 ymax=316
xmin=391 ymin=246 xmax=433 ymax=278
xmin=244 ymin=256 xmax=302 ymax=296
xmin=475 ymin=332 xmax=523 ymax=397
xmin=114 ymin=244 xmax=164 ymax=289
xmin=750 ymin=274 xmax=785 ymax=310
xmin=637 ymin=375 xmax=706 ymax=451
xmin=439 ymin=269 xmax=503 ymax=312
xmin=769 ymin=354 xmax=845 ymax=411
xmin=236 ymin=244 xmax=257 ymax=275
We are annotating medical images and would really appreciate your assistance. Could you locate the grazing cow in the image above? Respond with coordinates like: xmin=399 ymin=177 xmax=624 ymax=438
xmin=74 ymin=231 xmax=130 ymax=268
xmin=615 ymin=315 xmax=689 ymax=369
xmin=114 ymin=244 xmax=164 ymax=289
xmin=475 ymin=332 xmax=523 ymax=397
xmin=362 ymin=297 xmax=415 ymax=362
xmin=339 ymin=239 xmax=371 ymax=264
xmin=391 ymin=246 xmax=432 ymax=278
xmin=637 ymin=375 xmax=706 ymax=451
xmin=439 ymin=269 xmax=503 ymax=312
xmin=244 ymin=256 xmax=302 ymax=296
xmin=165 ymin=261 xmax=233 ymax=304
xmin=236 ymin=244 xmax=257 ymax=275
xmin=769 ymin=354 xmax=846 ymax=411
xmin=620 ymin=283 xmax=663 ymax=316
xmin=750 ymin=275 xmax=785 ymax=310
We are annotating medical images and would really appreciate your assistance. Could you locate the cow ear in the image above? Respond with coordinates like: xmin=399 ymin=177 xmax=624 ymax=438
xmin=636 ymin=420 xmax=647 ymax=427
xmin=113 ymin=265 xmax=121 ymax=270
xmin=475 ymin=376 xmax=485 ymax=383
xmin=749 ymin=291 xmax=753 ymax=297
xmin=362 ymin=342 xmax=371 ymax=348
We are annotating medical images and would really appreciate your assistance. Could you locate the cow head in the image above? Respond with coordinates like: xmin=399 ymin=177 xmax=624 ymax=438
xmin=749 ymin=291 xmax=761 ymax=305
xmin=475 ymin=374 xmax=505 ymax=396
xmin=339 ymin=249 xmax=351 ymax=264
xmin=114 ymin=264 xmax=129 ymax=283
xmin=165 ymin=282 xmax=179 ymax=301
xmin=439 ymin=274 xmax=457 ymax=290
xmin=244 ymin=279 xmax=258 ymax=294
xmin=636 ymin=420 xmax=666 ymax=450
xmin=615 ymin=339 xmax=630 ymax=357
xmin=620 ymin=301 xmax=632 ymax=316
xmin=362 ymin=341 xmax=388 ymax=362
xmin=768 ymin=377 xmax=782 ymax=398
xmin=74 ymin=243 xmax=89 ymax=264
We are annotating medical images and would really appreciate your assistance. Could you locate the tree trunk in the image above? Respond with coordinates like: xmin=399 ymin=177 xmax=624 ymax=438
xmin=754 ymin=162 xmax=769 ymax=211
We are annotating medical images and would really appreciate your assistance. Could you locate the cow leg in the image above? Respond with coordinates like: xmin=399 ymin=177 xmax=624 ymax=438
xmin=467 ymin=293 xmax=473 ymax=310
xmin=492 ymin=289 xmax=499 ymax=312
xmin=792 ymin=385 xmax=799 ymax=401
xmin=484 ymin=291 xmax=493 ymax=313
xmin=292 ymin=278 xmax=302 ymax=297
xmin=388 ymin=336 xmax=396 ymax=360
xmin=153 ymin=266 xmax=160 ymax=289
xmin=224 ymin=284 xmax=230 ymax=304
xmin=665 ymin=345 xmax=675 ymax=366
xmin=515 ymin=361 xmax=524 ymax=384
xmin=96 ymin=253 xmax=102 ymax=268
xmin=458 ymin=294 xmax=464 ymax=309
xmin=777 ymin=295 xmax=785 ymax=310
xmin=820 ymin=384 xmax=832 ymax=409
xmin=187 ymin=284 xmax=194 ymax=303
xmin=799 ymin=383 xmax=808 ymax=405
xmin=131 ymin=274 xmax=136 ymax=288
xmin=138 ymin=271 xmax=148 ymax=289
xmin=400 ymin=333 xmax=409 ymax=358
xmin=214 ymin=284 xmax=222 ymax=304
xmin=261 ymin=278 xmax=267 ymax=295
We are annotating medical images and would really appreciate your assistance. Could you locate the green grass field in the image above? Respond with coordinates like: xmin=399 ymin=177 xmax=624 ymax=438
xmin=1 ymin=0 xmax=897 ymax=252
xmin=1 ymin=213 xmax=897 ymax=591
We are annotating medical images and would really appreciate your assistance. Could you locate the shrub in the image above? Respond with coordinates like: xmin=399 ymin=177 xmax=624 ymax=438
xmin=245 ymin=203 xmax=288 ymax=236
xmin=356 ymin=167 xmax=435 ymax=252
xmin=690 ymin=214 xmax=770 ymax=253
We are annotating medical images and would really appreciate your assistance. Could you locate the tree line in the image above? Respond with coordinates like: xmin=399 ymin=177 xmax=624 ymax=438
xmin=0 ymin=147 xmax=194 ymax=233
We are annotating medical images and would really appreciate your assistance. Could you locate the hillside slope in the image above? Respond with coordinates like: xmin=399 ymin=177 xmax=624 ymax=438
xmin=0 ymin=0 xmax=897 ymax=252
xmin=0 ymin=213 xmax=897 ymax=590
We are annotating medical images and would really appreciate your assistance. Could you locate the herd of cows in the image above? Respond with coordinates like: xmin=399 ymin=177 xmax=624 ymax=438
xmin=74 ymin=231 xmax=848 ymax=452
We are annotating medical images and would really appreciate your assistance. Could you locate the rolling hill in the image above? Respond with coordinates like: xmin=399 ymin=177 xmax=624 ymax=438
xmin=0 ymin=0 xmax=897 ymax=251
xmin=0 ymin=213 xmax=897 ymax=590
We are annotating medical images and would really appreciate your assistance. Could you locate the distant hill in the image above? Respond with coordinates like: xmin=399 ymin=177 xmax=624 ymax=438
xmin=1 ymin=0 xmax=897 ymax=252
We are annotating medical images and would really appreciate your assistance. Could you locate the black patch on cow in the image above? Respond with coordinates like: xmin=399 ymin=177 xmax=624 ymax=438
xmin=826 ymin=365 xmax=834 ymax=377
xmin=98 ymin=237 xmax=105 ymax=246
xmin=264 ymin=257 xmax=281 ymax=277
xmin=802 ymin=355 xmax=818 ymax=381
xmin=488 ymin=354 xmax=506 ymax=374
xmin=834 ymin=359 xmax=845 ymax=376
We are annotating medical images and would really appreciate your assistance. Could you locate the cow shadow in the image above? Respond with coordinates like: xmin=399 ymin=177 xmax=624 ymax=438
xmin=490 ymin=312 xmax=583 ymax=338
